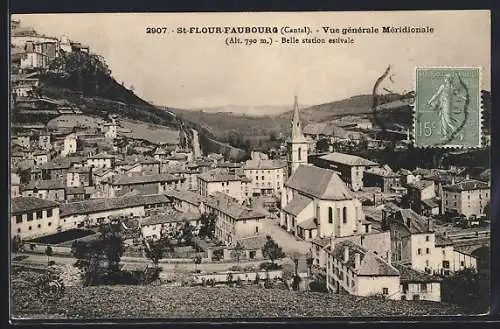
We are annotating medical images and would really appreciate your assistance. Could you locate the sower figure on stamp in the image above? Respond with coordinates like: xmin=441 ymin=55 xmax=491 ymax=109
xmin=426 ymin=73 xmax=467 ymax=140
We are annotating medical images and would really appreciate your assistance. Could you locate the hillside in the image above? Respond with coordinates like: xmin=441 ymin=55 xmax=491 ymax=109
xmin=194 ymin=104 xmax=293 ymax=117
xmin=12 ymin=268 xmax=462 ymax=319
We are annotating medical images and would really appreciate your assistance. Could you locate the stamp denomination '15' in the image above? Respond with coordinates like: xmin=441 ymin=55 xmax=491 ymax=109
xmin=414 ymin=67 xmax=481 ymax=148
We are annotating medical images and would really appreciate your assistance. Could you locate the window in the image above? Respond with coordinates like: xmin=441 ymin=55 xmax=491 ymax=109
xmin=27 ymin=213 xmax=34 ymax=221
xmin=28 ymin=226 xmax=32 ymax=231
xmin=426 ymin=235 xmax=430 ymax=242
xmin=48 ymin=222 xmax=52 ymax=226
xmin=298 ymin=147 xmax=302 ymax=161
xmin=47 ymin=209 xmax=53 ymax=217
xmin=309 ymin=230 xmax=312 ymax=239
xmin=382 ymin=288 xmax=389 ymax=295
xmin=342 ymin=207 xmax=347 ymax=224
xmin=17 ymin=228 xmax=21 ymax=233
xmin=261 ymin=176 xmax=264 ymax=180
xmin=16 ymin=215 xmax=22 ymax=224
xmin=460 ymin=261 xmax=465 ymax=267
xmin=417 ymin=248 xmax=422 ymax=255
xmin=402 ymin=283 xmax=409 ymax=293
xmin=443 ymin=260 xmax=450 ymax=269
xmin=38 ymin=224 xmax=41 ymax=228
xmin=426 ymin=248 xmax=430 ymax=254
xmin=255 ymin=226 xmax=259 ymax=233
xmin=420 ymin=283 xmax=427 ymax=292
xmin=255 ymin=176 xmax=259 ymax=180
xmin=328 ymin=207 xmax=333 ymax=224
xmin=36 ymin=211 xmax=42 ymax=219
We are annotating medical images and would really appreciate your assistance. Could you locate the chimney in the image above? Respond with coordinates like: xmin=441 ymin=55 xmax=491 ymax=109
xmin=354 ymin=252 xmax=361 ymax=269
xmin=344 ymin=246 xmax=349 ymax=263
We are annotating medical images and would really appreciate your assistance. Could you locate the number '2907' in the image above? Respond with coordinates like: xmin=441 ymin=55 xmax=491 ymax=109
xmin=418 ymin=121 xmax=436 ymax=137
xmin=146 ymin=27 xmax=168 ymax=34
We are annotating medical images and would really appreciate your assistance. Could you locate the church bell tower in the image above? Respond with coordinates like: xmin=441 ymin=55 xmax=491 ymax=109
xmin=287 ymin=95 xmax=308 ymax=177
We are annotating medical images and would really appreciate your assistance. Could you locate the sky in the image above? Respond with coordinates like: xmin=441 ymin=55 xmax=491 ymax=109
xmin=12 ymin=11 xmax=490 ymax=109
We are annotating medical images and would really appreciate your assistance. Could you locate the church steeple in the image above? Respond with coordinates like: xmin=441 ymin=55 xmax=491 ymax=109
xmin=287 ymin=95 xmax=308 ymax=177
xmin=291 ymin=95 xmax=306 ymax=142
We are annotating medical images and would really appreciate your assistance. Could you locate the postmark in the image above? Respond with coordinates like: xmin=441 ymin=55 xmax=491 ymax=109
xmin=414 ymin=67 xmax=482 ymax=148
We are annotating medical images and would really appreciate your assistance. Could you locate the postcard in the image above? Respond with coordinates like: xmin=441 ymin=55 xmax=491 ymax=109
xmin=9 ymin=10 xmax=491 ymax=320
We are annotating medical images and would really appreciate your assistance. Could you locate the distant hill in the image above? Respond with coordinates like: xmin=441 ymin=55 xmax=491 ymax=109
xmin=195 ymin=104 xmax=293 ymax=117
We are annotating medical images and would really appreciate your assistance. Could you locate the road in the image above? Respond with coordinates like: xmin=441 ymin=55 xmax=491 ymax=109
xmin=12 ymin=252 xmax=287 ymax=274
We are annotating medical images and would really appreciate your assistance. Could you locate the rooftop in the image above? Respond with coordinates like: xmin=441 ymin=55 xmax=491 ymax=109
xmin=319 ymin=152 xmax=378 ymax=167
xmin=111 ymin=173 xmax=185 ymax=186
xmin=206 ymin=194 xmax=266 ymax=221
xmin=282 ymin=194 xmax=313 ymax=216
xmin=11 ymin=196 xmax=60 ymax=215
xmin=243 ymin=159 xmax=287 ymax=170
xmin=393 ymin=263 xmax=441 ymax=282
xmin=330 ymin=240 xmax=399 ymax=277
xmin=141 ymin=210 xmax=199 ymax=226
xmin=164 ymin=189 xmax=208 ymax=206
xmin=60 ymin=194 xmax=170 ymax=217
xmin=443 ymin=179 xmax=489 ymax=192
xmin=232 ymin=234 xmax=268 ymax=250
xmin=199 ymin=168 xmax=250 ymax=183
xmin=286 ymin=165 xmax=354 ymax=201
xmin=297 ymin=217 xmax=319 ymax=230
xmin=392 ymin=209 xmax=431 ymax=235
xmin=365 ymin=165 xmax=398 ymax=177
xmin=22 ymin=179 xmax=65 ymax=191
xmin=406 ymin=180 xmax=434 ymax=190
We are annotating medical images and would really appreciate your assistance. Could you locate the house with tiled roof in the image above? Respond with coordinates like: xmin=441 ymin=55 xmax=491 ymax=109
xmin=86 ymin=152 xmax=116 ymax=169
xmin=442 ymin=179 xmax=490 ymax=218
xmin=393 ymin=263 xmax=442 ymax=301
xmin=364 ymin=165 xmax=401 ymax=193
xmin=387 ymin=209 xmax=477 ymax=275
xmin=59 ymin=194 xmax=170 ymax=230
xmin=103 ymin=172 xmax=185 ymax=198
xmin=204 ymin=192 xmax=266 ymax=245
xmin=325 ymin=240 xmax=400 ymax=298
xmin=164 ymin=188 xmax=209 ymax=214
xmin=140 ymin=209 xmax=200 ymax=241
xmin=11 ymin=196 xmax=60 ymax=239
xmin=315 ymin=152 xmax=378 ymax=191
xmin=21 ymin=179 xmax=66 ymax=201
xmin=280 ymin=164 xmax=364 ymax=241
xmin=243 ymin=159 xmax=287 ymax=196
xmin=197 ymin=168 xmax=252 ymax=204
xmin=405 ymin=180 xmax=437 ymax=215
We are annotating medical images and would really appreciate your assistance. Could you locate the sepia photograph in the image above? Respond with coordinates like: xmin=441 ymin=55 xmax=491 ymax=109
xmin=9 ymin=10 xmax=492 ymax=320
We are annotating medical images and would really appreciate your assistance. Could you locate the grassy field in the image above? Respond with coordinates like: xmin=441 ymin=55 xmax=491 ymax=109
xmin=119 ymin=119 xmax=179 ymax=145
xmin=11 ymin=268 xmax=462 ymax=320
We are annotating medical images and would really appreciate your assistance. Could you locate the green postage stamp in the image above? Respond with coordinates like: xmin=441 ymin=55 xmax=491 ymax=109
xmin=414 ymin=67 xmax=482 ymax=148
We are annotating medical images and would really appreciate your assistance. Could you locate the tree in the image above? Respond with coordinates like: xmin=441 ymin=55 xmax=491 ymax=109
xmin=306 ymin=249 xmax=314 ymax=276
xmin=199 ymin=212 xmax=216 ymax=239
xmin=230 ymin=242 xmax=245 ymax=265
xmin=11 ymin=235 xmax=24 ymax=257
xmin=193 ymin=254 xmax=202 ymax=272
xmin=178 ymin=222 xmax=194 ymax=245
xmin=441 ymin=268 xmax=490 ymax=314
xmin=71 ymin=220 xmax=125 ymax=286
xmin=262 ymin=235 xmax=285 ymax=265
xmin=45 ymin=246 xmax=53 ymax=266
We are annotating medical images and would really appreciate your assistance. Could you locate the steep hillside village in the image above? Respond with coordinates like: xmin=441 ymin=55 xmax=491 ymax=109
xmin=10 ymin=18 xmax=491 ymax=318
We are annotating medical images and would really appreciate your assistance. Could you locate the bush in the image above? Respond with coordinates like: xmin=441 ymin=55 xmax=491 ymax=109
xmin=292 ymin=275 xmax=302 ymax=291
xmin=259 ymin=262 xmax=282 ymax=271
xmin=309 ymin=278 xmax=328 ymax=293
xmin=229 ymin=265 xmax=242 ymax=272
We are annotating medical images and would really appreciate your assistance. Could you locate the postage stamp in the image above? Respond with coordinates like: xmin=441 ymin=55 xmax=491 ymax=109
xmin=414 ymin=67 xmax=482 ymax=148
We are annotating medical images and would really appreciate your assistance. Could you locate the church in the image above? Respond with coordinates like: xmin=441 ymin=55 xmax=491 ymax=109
xmin=280 ymin=96 xmax=365 ymax=241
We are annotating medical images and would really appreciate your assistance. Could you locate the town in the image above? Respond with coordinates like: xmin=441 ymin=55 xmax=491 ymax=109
xmin=10 ymin=17 xmax=491 ymax=318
